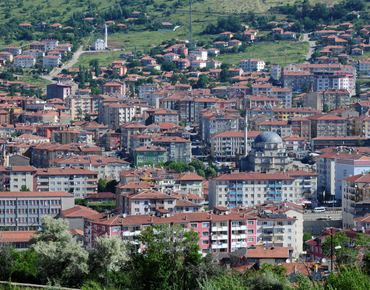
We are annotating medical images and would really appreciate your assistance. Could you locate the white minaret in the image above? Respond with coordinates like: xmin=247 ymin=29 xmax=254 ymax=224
xmin=244 ymin=115 xmax=248 ymax=157
xmin=105 ymin=24 xmax=108 ymax=49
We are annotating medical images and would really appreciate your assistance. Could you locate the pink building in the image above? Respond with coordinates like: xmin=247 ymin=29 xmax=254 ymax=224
xmin=84 ymin=209 xmax=258 ymax=253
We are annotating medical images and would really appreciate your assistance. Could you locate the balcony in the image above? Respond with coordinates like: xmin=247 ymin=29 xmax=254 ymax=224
xmin=211 ymin=243 xmax=228 ymax=249
xmin=122 ymin=230 xmax=141 ymax=236
xmin=236 ymin=184 xmax=243 ymax=188
xmin=211 ymin=234 xmax=228 ymax=240
xmin=212 ymin=226 xmax=228 ymax=231
xmin=229 ymin=191 xmax=236 ymax=195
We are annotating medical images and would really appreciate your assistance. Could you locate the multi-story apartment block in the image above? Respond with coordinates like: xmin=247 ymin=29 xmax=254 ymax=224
xmin=282 ymin=71 xmax=311 ymax=92
xmin=36 ymin=168 xmax=98 ymax=198
xmin=272 ymin=107 xmax=320 ymax=121
xmin=3 ymin=46 xmax=22 ymax=56
xmin=50 ymin=156 xmax=130 ymax=180
xmin=152 ymin=109 xmax=179 ymax=125
xmin=312 ymin=71 xmax=354 ymax=94
xmin=23 ymin=49 xmax=45 ymax=58
xmin=84 ymin=209 xmax=258 ymax=254
xmin=0 ymin=191 xmax=74 ymax=231
xmin=239 ymin=58 xmax=265 ymax=71
xmin=353 ymin=116 xmax=370 ymax=137
xmin=50 ymin=128 xmax=93 ymax=144
xmin=252 ymin=83 xmax=272 ymax=95
xmin=42 ymin=39 xmax=59 ymax=51
xmin=43 ymin=55 xmax=60 ymax=67
xmin=289 ymin=117 xmax=311 ymax=141
xmin=46 ymin=83 xmax=76 ymax=100
xmin=271 ymin=63 xmax=282 ymax=80
xmin=31 ymin=143 xmax=102 ymax=168
xmin=200 ymin=111 xmax=241 ymax=144
xmin=102 ymin=82 xmax=126 ymax=96
xmin=342 ymin=173 xmax=370 ymax=229
xmin=307 ymin=114 xmax=347 ymax=138
xmin=118 ymin=189 xmax=177 ymax=216
xmin=256 ymin=121 xmax=292 ymax=139
xmin=121 ymin=123 xmax=147 ymax=152
xmin=209 ymin=172 xmax=301 ymax=209
xmin=271 ymin=87 xmax=292 ymax=108
xmin=176 ymin=172 xmax=204 ymax=195
xmin=280 ymin=170 xmax=318 ymax=199
xmin=14 ymin=55 xmax=36 ymax=68
xmin=0 ymin=166 xmax=36 ymax=192
xmin=138 ymin=84 xmax=159 ymax=100
xmin=100 ymin=103 xmax=135 ymax=130
xmin=30 ymin=42 xmax=46 ymax=52
xmin=243 ymin=95 xmax=283 ymax=109
xmin=133 ymin=145 xmax=167 ymax=166
xmin=152 ymin=136 xmax=192 ymax=163
xmin=211 ymin=131 xmax=262 ymax=161
xmin=66 ymin=95 xmax=92 ymax=120
xmin=322 ymin=89 xmax=351 ymax=110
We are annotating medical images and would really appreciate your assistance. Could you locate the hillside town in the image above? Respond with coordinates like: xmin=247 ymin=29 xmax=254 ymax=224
xmin=1 ymin=0 xmax=370 ymax=289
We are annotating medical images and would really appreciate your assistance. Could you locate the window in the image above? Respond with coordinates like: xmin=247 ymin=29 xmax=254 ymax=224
xmin=102 ymin=226 xmax=105 ymax=231
xmin=247 ymin=229 xmax=254 ymax=234
xmin=288 ymin=221 xmax=292 ymax=225
xmin=202 ymin=240 xmax=209 ymax=245
xmin=202 ymin=231 xmax=209 ymax=236
xmin=202 ymin=222 xmax=210 ymax=228
xmin=247 ymin=237 xmax=254 ymax=242
xmin=288 ymin=229 xmax=292 ymax=233
xmin=94 ymin=225 xmax=97 ymax=230
xmin=190 ymin=223 xmax=197 ymax=228
xmin=247 ymin=220 xmax=254 ymax=225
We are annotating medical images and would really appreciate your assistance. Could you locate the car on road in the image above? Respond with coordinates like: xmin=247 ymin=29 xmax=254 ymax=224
xmin=312 ymin=207 xmax=326 ymax=213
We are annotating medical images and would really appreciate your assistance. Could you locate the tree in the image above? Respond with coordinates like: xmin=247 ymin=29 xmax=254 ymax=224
xmin=245 ymin=269 xmax=291 ymax=290
xmin=20 ymin=185 xmax=30 ymax=191
xmin=0 ymin=239 xmax=16 ymax=281
xmin=195 ymin=74 xmax=209 ymax=88
xmin=105 ymin=180 xmax=118 ymax=193
xmin=321 ymin=230 xmax=360 ymax=266
xmin=303 ymin=232 xmax=312 ymax=251
xmin=323 ymin=103 xmax=329 ymax=113
xmin=178 ymin=121 xmax=185 ymax=127
xmin=98 ymin=178 xmax=107 ymax=192
xmin=125 ymin=224 xmax=223 ymax=289
xmin=189 ymin=160 xmax=205 ymax=172
xmin=356 ymin=80 xmax=361 ymax=96
xmin=197 ymin=169 xmax=206 ymax=178
xmin=357 ymin=138 xmax=363 ymax=147
xmin=30 ymin=216 xmax=88 ymax=287
xmin=77 ymin=107 xmax=83 ymax=120
xmin=88 ymin=234 xmax=126 ymax=286
xmin=205 ymin=167 xmax=216 ymax=178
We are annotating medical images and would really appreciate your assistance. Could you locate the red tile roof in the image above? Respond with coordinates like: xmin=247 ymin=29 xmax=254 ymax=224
xmin=1 ymin=231 xmax=36 ymax=243
xmin=61 ymin=205 xmax=99 ymax=217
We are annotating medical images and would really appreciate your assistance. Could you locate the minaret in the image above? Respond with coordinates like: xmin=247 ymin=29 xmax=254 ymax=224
xmin=244 ymin=115 xmax=248 ymax=157
xmin=105 ymin=24 xmax=108 ymax=49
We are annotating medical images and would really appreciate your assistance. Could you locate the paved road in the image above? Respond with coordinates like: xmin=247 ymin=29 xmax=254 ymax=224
xmin=301 ymin=33 xmax=316 ymax=63
xmin=303 ymin=212 xmax=342 ymax=220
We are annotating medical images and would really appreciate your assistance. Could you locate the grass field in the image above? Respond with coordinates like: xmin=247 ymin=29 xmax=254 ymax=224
xmin=19 ymin=75 xmax=52 ymax=88
xmin=213 ymin=41 xmax=309 ymax=66
xmin=73 ymin=51 xmax=123 ymax=68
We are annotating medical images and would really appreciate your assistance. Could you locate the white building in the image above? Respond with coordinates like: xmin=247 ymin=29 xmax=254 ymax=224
xmin=271 ymin=63 xmax=282 ymax=80
xmin=239 ymin=58 xmax=265 ymax=72
xmin=190 ymin=49 xmax=208 ymax=61
xmin=14 ymin=55 xmax=36 ymax=68
xmin=94 ymin=39 xmax=106 ymax=50
xmin=43 ymin=55 xmax=60 ymax=67
xmin=42 ymin=39 xmax=59 ymax=51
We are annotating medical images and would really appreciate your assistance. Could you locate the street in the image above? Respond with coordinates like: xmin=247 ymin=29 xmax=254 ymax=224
xmin=303 ymin=212 xmax=342 ymax=220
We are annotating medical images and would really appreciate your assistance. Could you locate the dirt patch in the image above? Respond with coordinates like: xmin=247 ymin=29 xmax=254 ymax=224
xmin=108 ymin=41 xmax=126 ymax=49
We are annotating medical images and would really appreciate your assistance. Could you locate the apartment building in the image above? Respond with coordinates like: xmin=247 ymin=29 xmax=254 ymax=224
xmin=272 ymin=107 xmax=320 ymax=121
xmin=42 ymin=39 xmax=59 ymax=51
xmin=43 ymin=55 xmax=60 ymax=67
xmin=152 ymin=109 xmax=179 ymax=125
xmin=211 ymin=131 xmax=262 ymax=161
xmin=36 ymin=168 xmax=98 ymax=198
xmin=243 ymin=95 xmax=283 ymax=109
xmin=46 ymin=83 xmax=76 ymax=100
xmin=152 ymin=136 xmax=192 ymax=163
xmin=342 ymin=173 xmax=370 ymax=229
xmin=3 ymin=46 xmax=22 ymax=56
xmin=312 ymin=71 xmax=354 ymax=95
xmin=50 ymin=128 xmax=93 ymax=144
xmin=49 ymin=156 xmax=130 ymax=180
xmin=30 ymin=42 xmax=46 ymax=52
xmin=209 ymin=172 xmax=305 ymax=209
xmin=84 ymin=209 xmax=258 ymax=254
xmin=14 ymin=55 xmax=36 ymax=68
xmin=102 ymin=82 xmax=126 ymax=96
xmin=256 ymin=121 xmax=292 ymax=139
xmin=282 ymin=71 xmax=311 ymax=92
xmin=100 ymin=103 xmax=136 ymax=130
xmin=133 ymin=145 xmax=167 ymax=166
xmin=176 ymin=172 xmax=204 ymax=195
xmin=0 ymin=191 xmax=74 ymax=231
xmin=31 ymin=143 xmax=102 ymax=168
xmin=271 ymin=87 xmax=292 ymax=108
xmin=121 ymin=123 xmax=147 ymax=152
xmin=271 ymin=64 xmax=282 ymax=80
xmin=289 ymin=117 xmax=311 ymax=141
xmin=66 ymin=95 xmax=92 ymax=120
xmin=23 ymin=49 xmax=45 ymax=58
xmin=0 ymin=166 xmax=36 ymax=192
xmin=200 ymin=111 xmax=241 ymax=144
xmin=353 ymin=116 xmax=370 ymax=137
xmin=239 ymin=58 xmax=265 ymax=71
xmin=322 ymin=89 xmax=351 ymax=110
xmin=119 ymin=189 xmax=177 ymax=215
xmin=307 ymin=114 xmax=347 ymax=138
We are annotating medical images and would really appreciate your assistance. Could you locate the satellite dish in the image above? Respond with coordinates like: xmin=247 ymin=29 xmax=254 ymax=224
xmin=286 ymin=259 xmax=291 ymax=263
xmin=321 ymin=258 xmax=327 ymax=263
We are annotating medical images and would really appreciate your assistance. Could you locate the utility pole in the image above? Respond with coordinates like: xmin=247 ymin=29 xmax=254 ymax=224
xmin=189 ymin=0 xmax=193 ymax=47
xmin=331 ymin=227 xmax=334 ymax=271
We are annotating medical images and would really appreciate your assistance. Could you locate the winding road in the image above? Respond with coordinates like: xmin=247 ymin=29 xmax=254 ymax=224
xmin=302 ymin=33 xmax=316 ymax=63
